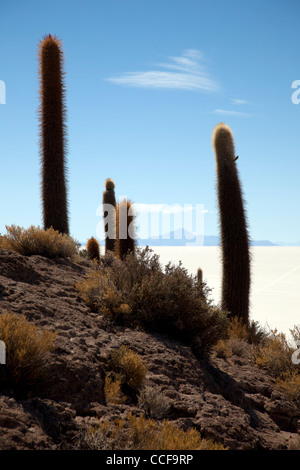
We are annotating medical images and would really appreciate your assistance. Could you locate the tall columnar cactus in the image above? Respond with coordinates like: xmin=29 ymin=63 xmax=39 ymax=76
xmin=86 ymin=237 xmax=100 ymax=263
xmin=102 ymin=178 xmax=116 ymax=253
xmin=212 ymin=122 xmax=251 ymax=325
xmin=197 ymin=267 xmax=203 ymax=285
xmin=115 ymin=199 xmax=136 ymax=260
xmin=197 ymin=267 xmax=204 ymax=297
xmin=38 ymin=34 xmax=69 ymax=234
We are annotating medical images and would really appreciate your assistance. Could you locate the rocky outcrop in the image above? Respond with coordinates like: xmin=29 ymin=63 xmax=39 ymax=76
xmin=0 ymin=248 xmax=299 ymax=450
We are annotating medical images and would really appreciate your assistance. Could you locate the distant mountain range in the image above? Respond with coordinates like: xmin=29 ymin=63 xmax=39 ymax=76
xmin=274 ymin=241 xmax=300 ymax=247
xmin=136 ymin=230 xmax=280 ymax=247
xmin=82 ymin=230 xmax=299 ymax=247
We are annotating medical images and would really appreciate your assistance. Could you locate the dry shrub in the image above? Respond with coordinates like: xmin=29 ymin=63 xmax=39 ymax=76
xmin=227 ymin=317 xmax=249 ymax=341
xmin=104 ymin=375 xmax=126 ymax=404
xmin=138 ymin=385 xmax=171 ymax=419
xmin=0 ymin=225 xmax=79 ymax=259
xmin=0 ymin=312 xmax=56 ymax=395
xmin=276 ymin=371 xmax=300 ymax=406
xmin=77 ymin=247 xmax=229 ymax=358
xmin=224 ymin=318 xmax=250 ymax=358
xmin=214 ymin=339 xmax=232 ymax=359
xmin=254 ymin=329 xmax=295 ymax=378
xmin=76 ymin=271 xmax=114 ymax=311
xmin=252 ymin=326 xmax=300 ymax=407
xmin=253 ymin=326 xmax=300 ymax=406
xmin=214 ymin=317 xmax=268 ymax=360
xmin=81 ymin=412 xmax=226 ymax=450
xmin=108 ymin=345 xmax=147 ymax=392
xmin=127 ymin=413 xmax=226 ymax=450
xmin=288 ymin=435 xmax=300 ymax=450
xmin=228 ymin=317 xmax=267 ymax=345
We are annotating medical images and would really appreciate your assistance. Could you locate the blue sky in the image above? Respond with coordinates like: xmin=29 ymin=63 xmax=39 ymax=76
xmin=0 ymin=0 xmax=299 ymax=244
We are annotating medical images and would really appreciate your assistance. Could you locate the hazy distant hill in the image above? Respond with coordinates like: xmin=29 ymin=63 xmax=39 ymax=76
xmin=136 ymin=230 xmax=278 ymax=247
xmin=275 ymin=241 xmax=300 ymax=247
xmin=83 ymin=230 xmax=287 ymax=247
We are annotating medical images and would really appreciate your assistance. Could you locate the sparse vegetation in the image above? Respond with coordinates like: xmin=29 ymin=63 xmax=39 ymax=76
xmin=214 ymin=317 xmax=268 ymax=359
xmin=80 ymin=412 xmax=227 ymax=450
xmin=0 ymin=225 xmax=79 ymax=259
xmin=104 ymin=375 xmax=126 ymax=404
xmin=0 ymin=312 xmax=56 ymax=395
xmin=254 ymin=329 xmax=296 ymax=378
xmin=216 ymin=318 xmax=300 ymax=407
xmin=138 ymin=385 xmax=171 ymax=419
xmin=108 ymin=345 xmax=147 ymax=392
xmin=76 ymin=247 xmax=229 ymax=358
xmin=253 ymin=327 xmax=300 ymax=406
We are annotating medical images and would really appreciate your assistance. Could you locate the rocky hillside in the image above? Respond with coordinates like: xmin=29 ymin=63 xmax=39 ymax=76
xmin=0 ymin=248 xmax=299 ymax=450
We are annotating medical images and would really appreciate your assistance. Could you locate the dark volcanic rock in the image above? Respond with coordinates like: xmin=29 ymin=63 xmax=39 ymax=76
xmin=0 ymin=248 xmax=299 ymax=450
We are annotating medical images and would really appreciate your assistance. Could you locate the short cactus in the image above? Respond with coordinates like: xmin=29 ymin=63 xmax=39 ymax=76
xmin=102 ymin=178 xmax=116 ymax=254
xmin=86 ymin=237 xmax=100 ymax=263
xmin=212 ymin=122 xmax=251 ymax=325
xmin=197 ymin=268 xmax=203 ymax=285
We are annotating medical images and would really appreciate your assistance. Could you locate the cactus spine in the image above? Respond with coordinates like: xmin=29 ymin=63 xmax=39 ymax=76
xmin=212 ymin=122 xmax=251 ymax=325
xmin=115 ymin=199 xmax=136 ymax=260
xmin=38 ymin=34 xmax=69 ymax=234
xmin=86 ymin=237 xmax=100 ymax=263
xmin=102 ymin=178 xmax=116 ymax=254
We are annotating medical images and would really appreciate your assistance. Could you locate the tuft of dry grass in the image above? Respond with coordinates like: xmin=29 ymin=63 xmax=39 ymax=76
xmin=108 ymin=345 xmax=147 ymax=392
xmin=254 ymin=329 xmax=295 ymax=378
xmin=214 ymin=317 xmax=268 ymax=360
xmin=0 ymin=225 xmax=79 ymax=259
xmin=104 ymin=374 xmax=126 ymax=404
xmin=253 ymin=326 xmax=300 ymax=406
xmin=80 ymin=412 xmax=227 ymax=450
xmin=138 ymin=385 xmax=171 ymax=419
xmin=276 ymin=371 xmax=300 ymax=406
xmin=0 ymin=312 xmax=56 ymax=395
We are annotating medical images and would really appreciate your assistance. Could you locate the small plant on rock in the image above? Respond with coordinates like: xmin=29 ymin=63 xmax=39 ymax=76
xmin=0 ymin=312 xmax=56 ymax=396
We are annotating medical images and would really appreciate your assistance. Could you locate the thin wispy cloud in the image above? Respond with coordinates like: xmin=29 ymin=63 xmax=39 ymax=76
xmin=232 ymin=98 xmax=249 ymax=105
xmin=213 ymin=109 xmax=252 ymax=118
xmin=106 ymin=49 xmax=219 ymax=93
